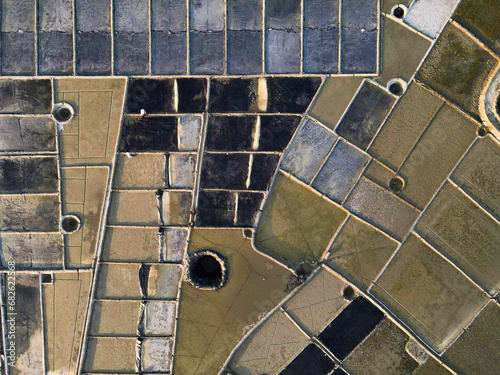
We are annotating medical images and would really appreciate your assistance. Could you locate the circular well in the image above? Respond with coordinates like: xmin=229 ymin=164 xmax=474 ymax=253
xmin=52 ymin=102 xmax=75 ymax=123
xmin=478 ymin=126 xmax=489 ymax=137
xmin=391 ymin=4 xmax=408 ymax=19
xmin=61 ymin=214 xmax=81 ymax=234
xmin=343 ymin=286 xmax=356 ymax=301
xmin=387 ymin=78 xmax=407 ymax=96
xmin=389 ymin=176 xmax=405 ymax=192
xmin=187 ymin=250 xmax=228 ymax=290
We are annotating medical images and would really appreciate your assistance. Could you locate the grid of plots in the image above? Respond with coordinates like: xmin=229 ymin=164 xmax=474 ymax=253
xmin=0 ymin=0 xmax=379 ymax=75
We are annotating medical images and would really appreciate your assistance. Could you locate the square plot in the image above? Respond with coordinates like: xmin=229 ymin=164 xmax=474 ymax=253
xmin=209 ymin=78 xmax=257 ymax=113
xmin=236 ymin=192 xmax=264 ymax=226
xmin=141 ymin=338 xmax=173 ymax=372
xmin=102 ymin=226 xmax=159 ymax=262
xmin=265 ymin=29 xmax=301 ymax=74
xmin=119 ymin=116 xmax=178 ymax=153
xmin=114 ymin=32 xmax=149 ymax=75
xmin=205 ymin=115 xmax=257 ymax=151
xmin=267 ymin=77 xmax=322 ymax=113
xmin=200 ymin=153 xmax=250 ymax=190
xmin=341 ymin=28 xmax=378 ymax=74
xmin=326 ymin=216 xmax=399 ymax=291
xmin=162 ymin=190 xmax=192 ymax=225
xmin=83 ymin=337 xmax=137 ymax=373
xmin=189 ymin=31 xmax=224 ymax=74
xmin=249 ymin=153 xmax=280 ymax=190
xmin=147 ymin=263 xmax=182 ymax=299
xmin=304 ymin=0 xmax=338 ymax=29
xmin=368 ymin=82 xmax=443 ymax=170
xmin=114 ymin=153 xmax=166 ymax=189
xmin=345 ymin=177 xmax=419 ymax=240
xmin=126 ymin=78 xmax=175 ymax=114
xmin=309 ymin=76 xmax=364 ymax=130
xmin=177 ymin=78 xmax=208 ymax=113
xmin=303 ymin=28 xmax=339 ymax=74
xmin=0 ymin=117 xmax=55 ymax=152
xmin=152 ymin=0 xmax=186 ymax=32
xmin=96 ymin=263 xmax=142 ymax=299
xmin=416 ymin=23 xmax=497 ymax=119
xmin=266 ymin=0 xmax=301 ymax=30
xmin=108 ymin=190 xmax=160 ymax=226
xmin=312 ymin=140 xmax=369 ymax=203
xmin=451 ymin=136 xmax=500 ymax=221
xmin=0 ymin=157 xmax=58 ymax=193
xmin=229 ymin=310 xmax=309 ymax=375
xmin=376 ymin=17 xmax=432 ymax=86
xmin=144 ymin=301 xmax=177 ymax=335
xmin=76 ymin=0 xmax=111 ymax=32
xmin=38 ymin=0 xmax=73 ymax=32
xmin=255 ymin=171 xmax=348 ymax=266
xmin=280 ymin=343 xmax=335 ymax=375
xmin=196 ymin=190 xmax=236 ymax=227
xmin=1 ymin=32 xmax=36 ymax=75
xmin=318 ymin=296 xmax=384 ymax=360
xmin=76 ymin=32 xmax=112 ymax=74
xmin=340 ymin=0 xmax=378 ymax=74
xmin=38 ymin=31 xmax=73 ymax=74
xmin=152 ymin=31 xmax=187 ymax=75
xmin=397 ymin=104 xmax=477 ymax=209
xmin=342 ymin=319 xmax=419 ymax=375
xmin=281 ymin=119 xmax=337 ymax=183
xmin=0 ymin=233 xmax=63 ymax=269
xmin=178 ymin=115 xmax=202 ymax=150
xmin=371 ymin=234 xmax=488 ymax=353
xmin=405 ymin=0 xmax=460 ymax=39
xmin=227 ymin=0 xmax=262 ymax=30
xmin=163 ymin=227 xmax=188 ymax=261
xmin=0 ymin=195 xmax=59 ymax=231
xmin=227 ymin=30 xmax=263 ymax=75
xmin=169 ymin=153 xmax=196 ymax=188
xmin=113 ymin=0 xmax=149 ymax=33
xmin=336 ymin=81 xmax=395 ymax=150
xmin=258 ymin=116 xmax=301 ymax=152
xmin=283 ymin=269 xmax=349 ymax=335
xmin=416 ymin=182 xmax=500 ymax=294
xmin=453 ymin=0 xmax=500 ymax=54
xmin=443 ymin=302 xmax=500 ymax=375
xmin=189 ymin=0 xmax=224 ymax=32
xmin=90 ymin=300 xmax=141 ymax=336
xmin=2 ymin=0 xmax=36 ymax=32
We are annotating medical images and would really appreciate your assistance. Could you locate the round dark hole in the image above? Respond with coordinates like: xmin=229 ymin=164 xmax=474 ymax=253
xmin=393 ymin=6 xmax=405 ymax=18
xmin=496 ymin=94 xmax=500 ymax=117
xmin=188 ymin=252 xmax=227 ymax=289
xmin=61 ymin=216 xmax=79 ymax=233
xmin=53 ymin=106 xmax=72 ymax=122
xmin=389 ymin=82 xmax=403 ymax=96
xmin=389 ymin=176 xmax=405 ymax=192
xmin=343 ymin=286 xmax=356 ymax=301
xmin=478 ymin=126 xmax=488 ymax=137
xmin=244 ymin=229 xmax=253 ymax=238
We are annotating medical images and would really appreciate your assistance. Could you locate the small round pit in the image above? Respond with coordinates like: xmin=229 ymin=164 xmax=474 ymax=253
xmin=478 ymin=126 xmax=489 ymax=137
xmin=343 ymin=286 xmax=356 ymax=301
xmin=389 ymin=176 xmax=405 ymax=193
xmin=61 ymin=214 xmax=81 ymax=234
xmin=187 ymin=250 xmax=228 ymax=290
xmin=387 ymin=78 xmax=407 ymax=97
xmin=53 ymin=102 xmax=75 ymax=123
xmin=391 ymin=4 xmax=407 ymax=19
xmin=389 ymin=82 xmax=403 ymax=95
xmin=243 ymin=229 xmax=253 ymax=238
